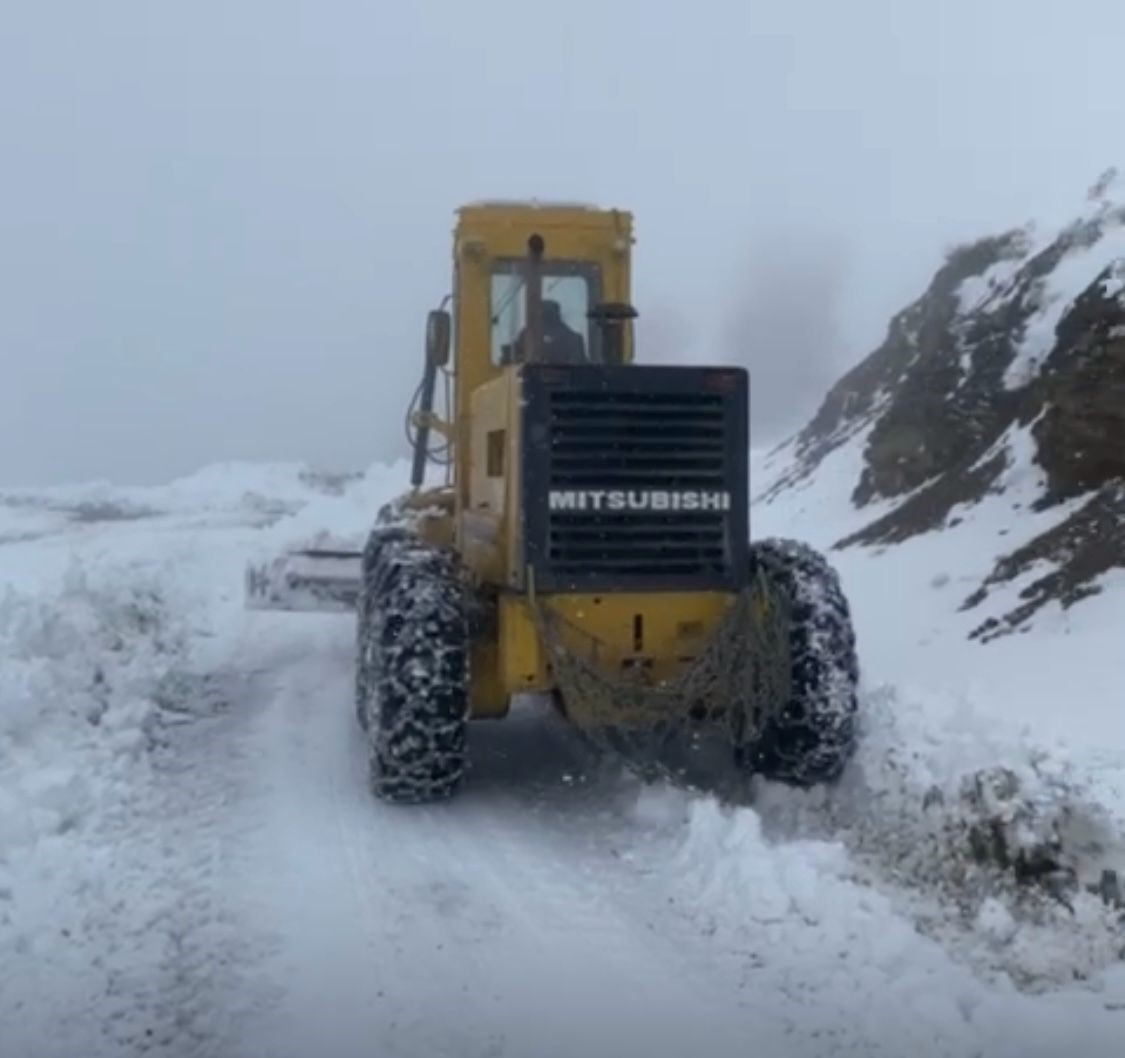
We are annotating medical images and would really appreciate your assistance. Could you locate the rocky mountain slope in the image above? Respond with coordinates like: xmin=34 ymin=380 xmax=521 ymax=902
xmin=759 ymin=168 xmax=1125 ymax=641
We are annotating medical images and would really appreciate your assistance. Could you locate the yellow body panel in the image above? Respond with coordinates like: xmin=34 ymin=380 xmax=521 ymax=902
xmin=468 ymin=637 xmax=509 ymax=718
xmin=466 ymin=591 xmax=735 ymax=716
xmin=461 ymin=371 xmax=526 ymax=587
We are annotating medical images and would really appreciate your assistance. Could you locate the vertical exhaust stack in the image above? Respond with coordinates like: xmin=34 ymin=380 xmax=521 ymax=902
xmin=523 ymin=233 xmax=545 ymax=362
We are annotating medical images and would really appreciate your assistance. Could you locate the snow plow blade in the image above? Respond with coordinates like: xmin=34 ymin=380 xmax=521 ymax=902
xmin=244 ymin=548 xmax=363 ymax=613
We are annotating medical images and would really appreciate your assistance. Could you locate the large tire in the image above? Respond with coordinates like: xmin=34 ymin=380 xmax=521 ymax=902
xmin=354 ymin=525 xmax=410 ymax=732
xmin=355 ymin=529 xmax=469 ymax=803
xmin=738 ymin=537 xmax=859 ymax=786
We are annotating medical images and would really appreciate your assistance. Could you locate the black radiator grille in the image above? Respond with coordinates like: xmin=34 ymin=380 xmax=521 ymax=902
xmin=547 ymin=512 xmax=726 ymax=577
xmin=546 ymin=389 xmax=730 ymax=578
xmin=548 ymin=391 xmax=726 ymax=489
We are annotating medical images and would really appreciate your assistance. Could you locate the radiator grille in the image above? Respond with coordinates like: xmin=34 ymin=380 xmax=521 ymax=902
xmin=546 ymin=389 xmax=731 ymax=578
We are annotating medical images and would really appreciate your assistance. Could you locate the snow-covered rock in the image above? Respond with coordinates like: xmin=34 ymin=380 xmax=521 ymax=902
xmin=759 ymin=167 xmax=1125 ymax=640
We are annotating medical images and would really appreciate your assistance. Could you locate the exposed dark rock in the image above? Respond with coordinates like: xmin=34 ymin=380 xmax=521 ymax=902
xmin=962 ymin=483 xmax=1125 ymax=640
xmin=1031 ymin=265 xmax=1125 ymax=503
xmin=838 ymin=450 xmax=1009 ymax=548
xmin=851 ymin=234 xmax=1029 ymax=507
xmin=760 ymin=231 xmax=1028 ymax=502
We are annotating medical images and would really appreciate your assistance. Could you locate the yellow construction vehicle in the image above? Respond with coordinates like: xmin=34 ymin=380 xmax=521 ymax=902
xmin=246 ymin=201 xmax=859 ymax=802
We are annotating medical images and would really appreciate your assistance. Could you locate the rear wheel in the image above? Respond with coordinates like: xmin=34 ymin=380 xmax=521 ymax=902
xmin=355 ymin=529 xmax=469 ymax=803
xmin=737 ymin=537 xmax=859 ymax=785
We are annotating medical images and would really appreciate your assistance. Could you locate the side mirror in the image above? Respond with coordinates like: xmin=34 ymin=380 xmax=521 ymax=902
xmin=426 ymin=309 xmax=451 ymax=367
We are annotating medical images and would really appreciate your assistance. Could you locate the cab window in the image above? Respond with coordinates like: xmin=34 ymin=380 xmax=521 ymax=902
xmin=490 ymin=260 xmax=602 ymax=365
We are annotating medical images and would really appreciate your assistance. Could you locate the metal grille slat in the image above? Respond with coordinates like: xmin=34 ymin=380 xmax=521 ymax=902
xmin=546 ymin=387 xmax=732 ymax=579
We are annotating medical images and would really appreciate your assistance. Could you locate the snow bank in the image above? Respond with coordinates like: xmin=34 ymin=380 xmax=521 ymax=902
xmin=0 ymin=563 xmax=189 ymax=845
xmin=0 ymin=454 xmax=419 ymax=1054
xmin=630 ymin=778 xmax=1125 ymax=1057
xmin=0 ymin=459 xmax=409 ymax=537
xmin=2 ymin=461 xmax=322 ymax=513
xmin=248 ymin=458 xmax=415 ymax=557
xmin=752 ymin=685 xmax=1125 ymax=987
xmin=0 ymin=558 xmax=209 ymax=1048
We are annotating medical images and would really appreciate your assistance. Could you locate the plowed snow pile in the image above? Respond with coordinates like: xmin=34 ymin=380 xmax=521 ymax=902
xmin=2 ymin=447 xmax=1124 ymax=1058
xmin=0 ymin=462 xmax=408 ymax=1055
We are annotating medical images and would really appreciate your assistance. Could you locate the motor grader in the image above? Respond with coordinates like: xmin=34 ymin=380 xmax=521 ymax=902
xmin=246 ymin=201 xmax=859 ymax=803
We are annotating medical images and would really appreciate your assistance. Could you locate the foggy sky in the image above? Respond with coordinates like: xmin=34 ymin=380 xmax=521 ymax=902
xmin=2 ymin=1 xmax=1123 ymax=485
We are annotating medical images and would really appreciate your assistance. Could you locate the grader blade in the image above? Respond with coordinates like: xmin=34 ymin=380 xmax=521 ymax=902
xmin=244 ymin=547 xmax=363 ymax=613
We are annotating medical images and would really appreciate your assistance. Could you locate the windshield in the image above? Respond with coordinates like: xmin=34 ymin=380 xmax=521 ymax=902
xmin=490 ymin=259 xmax=602 ymax=365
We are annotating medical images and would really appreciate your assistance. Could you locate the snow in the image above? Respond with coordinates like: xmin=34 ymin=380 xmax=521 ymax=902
xmin=1003 ymin=217 xmax=1125 ymax=390
xmin=942 ymin=175 xmax=1125 ymax=392
xmin=955 ymin=250 xmax=1029 ymax=317
xmin=2 ymin=451 xmax=1124 ymax=1057
xmin=752 ymin=422 xmax=1123 ymax=753
xmin=1101 ymin=259 xmax=1125 ymax=301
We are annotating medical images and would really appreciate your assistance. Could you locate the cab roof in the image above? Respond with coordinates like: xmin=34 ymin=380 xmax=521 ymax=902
xmin=460 ymin=198 xmax=605 ymax=211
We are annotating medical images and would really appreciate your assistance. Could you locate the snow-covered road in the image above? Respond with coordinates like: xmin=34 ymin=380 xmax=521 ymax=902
xmin=161 ymin=609 xmax=1125 ymax=1058
xmin=222 ymin=622 xmax=802 ymax=1058
xmin=3 ymin=462 xmax=1125 ymax=1058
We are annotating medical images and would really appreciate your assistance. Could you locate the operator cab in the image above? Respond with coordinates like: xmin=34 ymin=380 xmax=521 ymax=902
xmin=483 ymin=223 xmax=637 ymax=368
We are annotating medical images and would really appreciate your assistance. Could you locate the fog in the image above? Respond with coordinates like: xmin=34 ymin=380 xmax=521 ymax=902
xmin=722 ymin=226 xmax=851 ymax=445
xmin=2 ymin=1 xmax=1122 ymax=485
